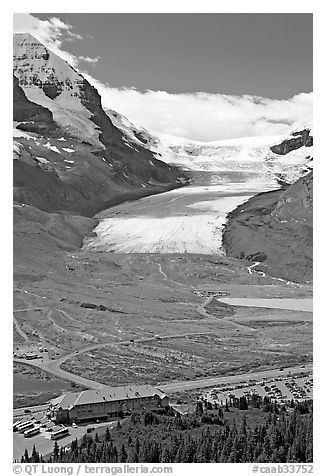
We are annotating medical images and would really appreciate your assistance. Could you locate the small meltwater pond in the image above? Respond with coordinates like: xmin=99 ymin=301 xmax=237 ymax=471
xmin=218 ymin=298 xmax=313 ymax=313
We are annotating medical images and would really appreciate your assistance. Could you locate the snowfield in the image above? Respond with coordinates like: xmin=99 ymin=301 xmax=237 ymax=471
xmin=106 ymin=108 xmax=312 ymax=182
xmin=84 ymin=124 xmax=312 ymax=254
xmin=84 ymin=170 xmax=279 ymax=254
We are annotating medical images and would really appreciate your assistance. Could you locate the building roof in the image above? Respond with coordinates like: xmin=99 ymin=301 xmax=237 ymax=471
xmin=50 ymin=392 xmax=80 ymax=409
xmin=50 ymin=425 xmax=65 ymax=432
xmin=51 ymin=385 xmax=167 ymax=411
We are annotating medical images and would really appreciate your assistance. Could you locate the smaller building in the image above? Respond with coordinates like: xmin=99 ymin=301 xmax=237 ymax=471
xmin=50 ymin=385 xmax=169 ymax=424
xmin=24 ymin=353 xmax=39 ymax=360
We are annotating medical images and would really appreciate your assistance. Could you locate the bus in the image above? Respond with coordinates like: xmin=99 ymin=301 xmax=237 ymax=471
xmin=17 ymin=421 xmax=34 ymax=433
xmin=51 ymin=426 xmax=69 ymax=440
xmin=13 ymin=419 xmax=23 ymax=431
xmin=24 ymin=427 xmax=40 ymax=438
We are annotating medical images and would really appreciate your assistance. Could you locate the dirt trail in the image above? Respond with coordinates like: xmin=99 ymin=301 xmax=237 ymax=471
xmin=13 ymin=315 xmax=30 ymax=342
xmin=13 ymin=308 xmax=42 ymax=313
xmin=14 ymin=287 xmax=47 ymax=299
xmin=156 ymin=262 xmax=257 ymax=332
xmin=12 ymin=262 xmax=305 ymax=392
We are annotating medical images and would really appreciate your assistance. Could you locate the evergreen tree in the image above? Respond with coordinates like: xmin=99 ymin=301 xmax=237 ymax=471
xmin=31 ymin=445 xmax=39 ymax=463
xmin=105 ymin=427 xmax=111 ymax=442
xmin=196 ymin=400 xmax=204 ymax=416
xmin=22 ymin=449 xmax=29 ymax=463
xmin=131 ymin=450 xmax=139 ymax=463
xmin=239 ymin=396 xmax=248 ymax=410
xmin=53 ymin=441 xmax=59 ymax=462
xmin=119 ymin=444 xmax=128 ymax=463
xmin=23 ymin=399 xmax=312 ymax=464
xmin=161 ymin=447 xmax=172 ymax=463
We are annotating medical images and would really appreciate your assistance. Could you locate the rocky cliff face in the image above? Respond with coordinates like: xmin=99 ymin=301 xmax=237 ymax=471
xmin=222 ymin=174 xmax=313 ymax=283
xmin=14 ymin=33 xmax=138 ymax=149
xmin=223 ymin=130 xmax=313 ymax=283
xmin=13 ymin=75 xmax=56 ymax=134
xmin=13 ymin=33 xmax=188 ymax=216
xmin=270 ymin=127 xmax=313 ymax=155
xmin=272 ymin=172 xmax=313 ymax=223
xmin=13 ymin=33 xmax=86 ymax=102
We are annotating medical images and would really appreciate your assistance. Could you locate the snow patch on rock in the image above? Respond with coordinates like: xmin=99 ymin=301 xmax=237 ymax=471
xmin=13 ymin=141 xmax=21 ymax=159
xmin=44 ymin=142 xmax=60 ymax=153
xmin=35 ymin=156 xmax=49 ymax=164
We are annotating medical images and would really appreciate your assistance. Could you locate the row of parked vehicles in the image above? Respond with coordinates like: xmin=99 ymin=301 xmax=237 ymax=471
xmin=284 ymin=378 xmax=313 ymax=399
xmin=13 ymin=346 xmax=48 ymax=360
xmin=13 ymin=419 xmax=69 ymax=439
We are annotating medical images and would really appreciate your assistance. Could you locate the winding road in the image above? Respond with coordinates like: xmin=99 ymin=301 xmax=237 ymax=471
xmin=14 ymin=136 xmax=313 ymax=389
xmin=13 ymin=260 xmax=256 ymax=392
xmin=13 ymin=261 xmax=311 ymax=394
xmin=13 ymin=352 xmax=312 ymax=395
xmin=159 ymin=363 xmax=313 ymax=393
xmin=13 ymin=316 xmax=30 ymax=342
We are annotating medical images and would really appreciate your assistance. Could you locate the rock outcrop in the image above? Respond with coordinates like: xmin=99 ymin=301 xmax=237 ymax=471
xmin=13 ymin=75 xmax=56 ymax=134
xmin=223 ymin=129 xmax=313 ymax=283
xmin=270 ymin=128 xmax=313 ymax=155
xmin=222 ymin=173 xmax=313 ymax=283
xmin=272 ymin=172 xmax=313 ymax=223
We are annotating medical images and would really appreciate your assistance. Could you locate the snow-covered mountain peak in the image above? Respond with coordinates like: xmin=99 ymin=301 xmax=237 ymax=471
xmin=13 ymin=33 xmax=103 ymax=144
xmin=13 ymin=33 xmax=84 ymax=104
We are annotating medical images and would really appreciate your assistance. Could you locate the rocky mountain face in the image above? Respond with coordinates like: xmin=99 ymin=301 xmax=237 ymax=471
xmin=270 ymin=127 xmax=313 ymax=155
xmin=13 ymin=75 xmax=56 ymax=134
xmin=106 ymin=109 xmax=313 ymax=186
xmin=13 ymin=33 xmax=188 ymax=216
xmin=106 ymin=111 xmax=313 ymax=281
xmin=106 ymin=108 xmax=160 ymax=151
xmin=222 ymin=129 xmax=313 ymax=283
xmin=12 ymin=33 xmax=312 ymax=283
xmin=271 ymin=171 xmax=312 ymax=223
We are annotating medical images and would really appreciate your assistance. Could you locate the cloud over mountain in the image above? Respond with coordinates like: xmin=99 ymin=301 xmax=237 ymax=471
xmin=85 ymin=75 xmax=313 ymax=141
xmin=13 ymin=13 xmax=96 ymax=68
xmin=14 ymin=13 xmax=312 ymax=142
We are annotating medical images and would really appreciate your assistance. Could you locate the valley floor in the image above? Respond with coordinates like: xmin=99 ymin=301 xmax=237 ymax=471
xmin=13 ymin=242 xmax=312 ymax=400
xmin=13 ymin=154 xmax=312 ymax=405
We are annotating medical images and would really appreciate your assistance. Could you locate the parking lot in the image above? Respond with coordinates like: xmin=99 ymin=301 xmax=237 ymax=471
xmin=13 ymin=409 xmax=117 ymax=461
xmin=203 ymin=374 xmax=313 ymax=406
